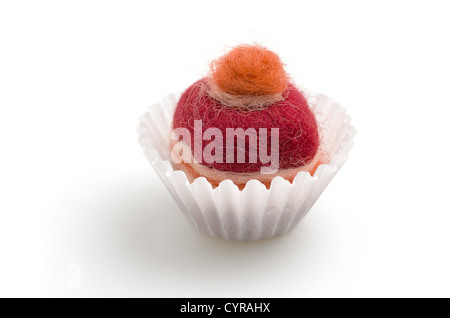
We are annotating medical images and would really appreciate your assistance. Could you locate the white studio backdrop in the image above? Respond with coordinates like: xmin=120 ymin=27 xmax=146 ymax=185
xmin=0 ymin=1 xmax=449 ymax=297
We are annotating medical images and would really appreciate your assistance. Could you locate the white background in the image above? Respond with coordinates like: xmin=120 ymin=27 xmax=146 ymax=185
xmin=1 ymin=0 xmax=449 ymax=298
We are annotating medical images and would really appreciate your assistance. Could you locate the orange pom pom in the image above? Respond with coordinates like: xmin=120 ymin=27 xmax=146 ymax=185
xmin=210 ymin=44 xmax=289 ymax=96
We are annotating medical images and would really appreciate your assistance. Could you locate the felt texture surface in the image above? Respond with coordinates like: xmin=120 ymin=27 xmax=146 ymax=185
xmin=173 ymin=78 xmax=319 ymax=173
xmin=209 ymin=44 xmax=288 ymax=96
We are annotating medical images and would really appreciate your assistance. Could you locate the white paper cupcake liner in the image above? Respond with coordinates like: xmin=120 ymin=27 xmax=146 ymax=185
xmin=138 ymin=91 xmax=356 ymax=241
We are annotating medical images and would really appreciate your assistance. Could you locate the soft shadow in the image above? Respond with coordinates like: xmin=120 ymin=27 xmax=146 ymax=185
xmin=89 ymin=171 xmax=323 ymax=296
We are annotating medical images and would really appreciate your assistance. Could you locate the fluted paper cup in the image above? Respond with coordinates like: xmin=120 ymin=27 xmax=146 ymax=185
xmin=138 ymin=90 xmax=355 ymax=241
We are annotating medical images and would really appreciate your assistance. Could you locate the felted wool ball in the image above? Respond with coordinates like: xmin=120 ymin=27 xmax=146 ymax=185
xmin=209 ymin=44 xmax=288 ymax=96
xmin=172 ymin=44 xmax=320 ymax=185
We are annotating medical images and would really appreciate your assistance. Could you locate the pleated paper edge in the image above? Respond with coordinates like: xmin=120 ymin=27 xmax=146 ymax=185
xmin=138 ymin=90 xmax=356 ymax=241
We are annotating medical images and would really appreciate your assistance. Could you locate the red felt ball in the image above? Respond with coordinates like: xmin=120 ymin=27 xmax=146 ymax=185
xmin=172 ymin=78 xmax=319 ymax=173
